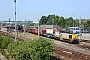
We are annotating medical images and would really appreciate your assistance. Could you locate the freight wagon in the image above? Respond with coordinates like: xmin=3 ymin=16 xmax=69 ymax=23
xmin=22 ymin=27 xmax=46 ymax=35
xmin=21 ymin=27 xmax=79 ymax=44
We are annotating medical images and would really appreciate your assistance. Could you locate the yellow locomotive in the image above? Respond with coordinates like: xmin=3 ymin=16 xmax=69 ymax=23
xmin=54 ymin=32 xmax=79 ymax=44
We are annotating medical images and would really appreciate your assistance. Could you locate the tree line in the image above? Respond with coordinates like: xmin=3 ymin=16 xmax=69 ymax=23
xmin=39 ymin=14 xmax=90 ymax=29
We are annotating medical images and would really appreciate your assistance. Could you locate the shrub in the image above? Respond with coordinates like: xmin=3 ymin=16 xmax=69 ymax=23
xmin=31 ymin=38 xmax=54 ymax=60
xmin=0 ymin=48 xmax=9 ymax=59
xmin=8 ymin=40 xmax=32 ymax=60
xmin=0 ymin=34 xmax=14 ymax=60
xmin=1 ymin=36 xmax=14 ymax=49
xmin=7 ymin=37 xmax=54 ymax=60
xmin=0 ymin=34 xmax=3 ymax=48
xmin=0 ymin=34 xmax=14 ymax=49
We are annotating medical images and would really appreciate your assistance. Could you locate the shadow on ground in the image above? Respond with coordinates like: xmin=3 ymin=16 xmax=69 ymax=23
xmin=50 ymin=56 xmax=63 ymax=60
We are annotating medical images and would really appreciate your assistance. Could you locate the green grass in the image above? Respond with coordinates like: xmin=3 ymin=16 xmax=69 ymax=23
xmin=0 ymin=48 xmax=10 ymax=60
xmin=11 ymin=32 xmax=41 ymax=39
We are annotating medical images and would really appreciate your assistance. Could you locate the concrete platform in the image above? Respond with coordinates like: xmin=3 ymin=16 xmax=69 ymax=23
xmin=78 ymin=33 xmax=90 ymax=40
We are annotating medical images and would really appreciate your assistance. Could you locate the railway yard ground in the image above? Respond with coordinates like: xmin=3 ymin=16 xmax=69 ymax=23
xmin=79 ymin=33 xmax=90 ymax=40
xmin=0 ymin=31 xmax=90 ymax=60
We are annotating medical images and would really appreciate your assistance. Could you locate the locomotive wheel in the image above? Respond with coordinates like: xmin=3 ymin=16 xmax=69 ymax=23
xmin=70 ymin=39 xmax=79 ymax=44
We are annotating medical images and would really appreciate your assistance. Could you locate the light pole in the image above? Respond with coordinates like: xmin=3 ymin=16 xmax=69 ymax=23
xmin=73 ymin=14 xmax=74 ymax=27
xmin=14 ymin=0 xmax=17 ymax=41
xmin=72 ymin=14 xmax=74 ymax=34
xmin=24 ymin=20 xmax=27 ymax=41
xmin=79 ymin=17 xmax=81 ymax=41
xmin=52 ymin=15 xmax=54 ymax=34
xmin=38 ymin=19 xmax=40 ymax=38
xmin=9 ymin=18 xmax=10 ymax=34
xmin=0 ymin=21 xmax=2 ymax=30
xmin=23 ymin=15 xmax=26 ymax=41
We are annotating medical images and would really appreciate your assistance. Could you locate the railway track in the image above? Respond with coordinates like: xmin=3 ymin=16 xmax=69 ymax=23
xmin=0 ymin=31 xmax=90 ymax=60
xmin=81 ymin=39 xmax=90 ymax=43
xmin=0 ymin=31 xmax=24 ymax=41
xmin=54 ymin=40 xmax=90 ymax=54
xmin=54 ymin=46 xmax=90 ymax=60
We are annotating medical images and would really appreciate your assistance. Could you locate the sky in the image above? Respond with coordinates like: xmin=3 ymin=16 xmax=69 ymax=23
xmin=0 ymin=0 xmax=90 ymax=21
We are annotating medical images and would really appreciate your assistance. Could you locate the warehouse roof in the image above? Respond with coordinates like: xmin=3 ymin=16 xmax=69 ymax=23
xmin=40 ymin=25 xmax=64 ymax=31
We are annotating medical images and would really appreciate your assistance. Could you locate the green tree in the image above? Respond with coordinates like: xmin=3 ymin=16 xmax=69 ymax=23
xmin=74 ymin=19 xmax=79 ymax=27
xmin=54 ymin=15 xmax=59 ymax=25
xmin=46 ymin=15 xmax=55 ymax=25
xmin=40 ymin=16 xmax=48 ymax=25
xmin=87 ymin=20 xmax=90 ymax=28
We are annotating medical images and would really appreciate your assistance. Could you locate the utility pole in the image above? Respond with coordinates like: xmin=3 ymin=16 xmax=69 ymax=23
xmin=0 ymin=21 xmax=2 ymax=30
xmin=14 ymin=0 xmax=17 ymax=41
xmin=83 ymin=25 xmax=84 ymax=33
xmin=38 ymin=19 xmax=40 ymax=38
xmin=79 ymin=17 xmax=81 ymax=41
xmin=9 ymin=18 xmax=10 ymax=34
xmin=24 ymin=20 xmax=27 ymax=41
xmin=72 ymin=14 xmax=74 ymax=34
xmin=52 ymin=14 xmax=54 ymax=34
